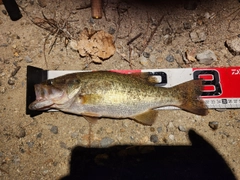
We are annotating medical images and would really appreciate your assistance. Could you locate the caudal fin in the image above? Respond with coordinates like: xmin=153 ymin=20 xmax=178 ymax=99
xmin=174 ymin=79 xmax=208 ymax=116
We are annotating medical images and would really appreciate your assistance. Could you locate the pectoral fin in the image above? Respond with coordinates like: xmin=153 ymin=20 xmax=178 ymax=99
xmin=131 ymin=109 xmax=158 ymax=126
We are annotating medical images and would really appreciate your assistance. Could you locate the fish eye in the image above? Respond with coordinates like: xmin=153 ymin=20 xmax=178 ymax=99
xmin=46 ymin=80 xmax=52 ymax=85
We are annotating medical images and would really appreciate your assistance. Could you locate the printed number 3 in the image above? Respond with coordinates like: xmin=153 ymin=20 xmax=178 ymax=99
xmin=193 ymin=70 xmax=222 ymax=96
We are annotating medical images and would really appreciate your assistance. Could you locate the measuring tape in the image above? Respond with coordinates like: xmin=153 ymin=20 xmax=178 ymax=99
xmin=26 ymin=66 xmax=240 ymax=116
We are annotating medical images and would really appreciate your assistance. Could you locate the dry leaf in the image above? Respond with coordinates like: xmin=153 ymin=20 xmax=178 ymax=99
xmin=70 ymin=28 xmax=115 ymax=63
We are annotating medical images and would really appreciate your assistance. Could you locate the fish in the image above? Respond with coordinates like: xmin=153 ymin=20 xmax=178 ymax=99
xmin=29 ymin=71 xmax=208 ymax=126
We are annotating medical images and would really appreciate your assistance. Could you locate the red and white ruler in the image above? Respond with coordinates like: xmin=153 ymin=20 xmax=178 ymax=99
xmin=45 ymin=66 xmax=240 ymax=109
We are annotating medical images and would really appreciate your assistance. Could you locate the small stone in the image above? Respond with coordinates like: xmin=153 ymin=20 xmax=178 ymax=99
xmin=36 ymin=133 xmax=42 ymax=138
xmin=89 ymin=17 xmax=95 ymax=24
xmin=0 ymin=87 xmax=6 ymax=94
xmin=140 ymin=56 xmax=149 ymax=66
xmin=167 ymin=122 xmax=175 ymax=132
xmin=13 ymin=156 xmax=20 ymax=164
xmin=225 ymin=36 xmax=240 ymax=56
xmin=163 ymin=35 xmax=172 ymax=45
xmin=178 ymin=125 xmax=186 ymax=132
xmin=2 ymin=10 xmax=7 ymax=15
xmin=106 ymin=127 xmax=113 ymax=134
xmin=100 ymin=137 xmax=114 ymax=147
xmin=42 ymin=170 xmax=49 ymax=175
xmin=26 ymin=141 xmax=34 ymax=148
xmin=150 ymin=134 xmax=159 ymax=143
xmin=169 ymin=134 xmax=175 ymax=141
xmin=60 ymin=141 xmax=68 ymax=149
xmin=150 ymin=127 xmax=155 ymax=132
xmin=149 ymin=55 xmax=156 ymax=63
xmin=196 ymin=50 xmax=217 ymax=65
xmin=157 ymin=127 xmax=162 ymax=133
xmin=15 ymin=126 xmax=26 ymax=138
xmin=71 ymin=132 xmax=78 ymax=139
xmin=183 ymin=22 xmax=192 ymax=30
xmin=8 ymin=77 xmax=15 ymax=85
xmin=162 ymin=27 xmax=171 ymax=35
xmin=143 ymin=52 xmax=150 ymax=58
xmin=166 ymin=54 xmax=174 ymax=62
xmin=209 ymin=121 xmax=219 ymax=130
xmin=108 ymin=27 xmax=116 ymax=35
xmin=37 ymin=0 xmax=47 ymax=7
xmin=25 ymin=56 xmax=33 ymax=63
xmin=190 ymin=28 xmax=207 ymax=43
xmin=50 ymin=126 xmax=58 ymax=134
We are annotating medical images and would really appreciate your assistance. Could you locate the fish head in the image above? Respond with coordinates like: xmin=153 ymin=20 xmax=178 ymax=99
xmin=29 ymin=74 xmax=81 ymax=110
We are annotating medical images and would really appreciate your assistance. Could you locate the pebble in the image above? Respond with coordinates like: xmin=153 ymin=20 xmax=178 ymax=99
xmin=0 ymin=87 xmax=6 ymax=94
xmin=143 ymin=52 xmax=150 ymax=58
xmin=140 ymin=56 xmax=149 ymax=66
xmin=165 ymin=54 xmax=174 ymax=62
xmin=37 ymin=0 xmax=47 ymax=7
xmin=108 ymin=27 xmax=116 ymax=35
xmin=178 ymin=125 xmax=186 ymax=132
xmin=150 ymin=127 xmax=155 ymax=132
xmin=13 ymin=156 xmax=20 ymax=164
xmin=26 ymin=141 xmax=34 ymax=148
xmin=196 ymin=50 xmax=217 ymax=65
xmin=167 ymin=122 xmax=175 ymax=132
xmin=60 ymin=141 xmax=68 ymax=149
xmin=36 ymin=133 xmax=42 ymax=138
xmin=50 ymin=126 xmax=58 ymax=134
xmin=71 ymin=132 xmax=78 ymax=139
xmin=8 ymin=77 xmax=15 ymax=85
xmin=169 ymin=134 xmax=175 ymax=141
xmin=25 ymin=56 xmax=33 ymax=63
xmin=150 ymin=134 xmax=159 ymax=143
xmin=15 ymin=126 xmax=26 ymax=138
xmin=190 ymin=28 xmax=207 ymax=43
xmin=209 ymin=121 xmax=219 ymax=130
xmin=183 ymin=22 xmax=192 ymax=30
xmin=163 ymin=35 xmax=172 ymax=45
xmin=100 ymin=137 xmax=114 ymax=147
xmin=149 ymin=54 xmax=156 ymax=63
xmin=2 ymin=10 xmax=7 ymax=15
xmin=225 ymin=36 xmax=240 ymax=56
xmin=157 ymin=127 xmax=162 ymax=133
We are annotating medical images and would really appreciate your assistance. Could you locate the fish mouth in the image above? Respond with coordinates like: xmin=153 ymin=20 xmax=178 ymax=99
xmin=29 ymin=84 xmax=65 ymax=110
xmin=29 ymin=99 xmax=54 ymax=110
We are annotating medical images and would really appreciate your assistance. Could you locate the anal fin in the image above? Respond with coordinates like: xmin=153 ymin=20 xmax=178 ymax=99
xmin=131 ymin=109 xmax=158 ymax=126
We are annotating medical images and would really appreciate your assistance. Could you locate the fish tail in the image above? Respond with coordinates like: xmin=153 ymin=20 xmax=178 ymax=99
xmin=174 ymin=79 xmax=208 ymax=116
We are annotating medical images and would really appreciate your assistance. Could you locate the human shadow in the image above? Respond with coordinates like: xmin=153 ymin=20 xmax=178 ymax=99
xmin=61 ymin=130 xmax=236 ymax=180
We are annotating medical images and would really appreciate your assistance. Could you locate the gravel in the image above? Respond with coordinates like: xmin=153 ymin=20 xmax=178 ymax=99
xmin=100 ymin=137 xmax=114 ymax=147
xmin=178 ymin=125 xmax=187 ymax=132
xmin=50 ymin=126 xmax=58 ymax=134
xmin=150 ymin=134 xmax=159 ymax=143
xmin=196 ymin=50 xmax=217 ymax=65
xmin=209 ymin=121 xmax=219 ymax=130
xmin=165 ymin=54 xmax=174 ymax=62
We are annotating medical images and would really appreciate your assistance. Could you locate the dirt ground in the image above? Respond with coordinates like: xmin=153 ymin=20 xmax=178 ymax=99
xmin=0 ymin=0 xmax=240 ymax=179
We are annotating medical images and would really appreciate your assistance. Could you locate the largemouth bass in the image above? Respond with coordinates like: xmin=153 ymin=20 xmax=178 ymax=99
xmin=29 ymin=71 xmax=208 ymax=125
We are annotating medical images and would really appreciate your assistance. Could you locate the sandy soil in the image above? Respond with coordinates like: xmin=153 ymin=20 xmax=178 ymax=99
xmin=0 ymin=0 xmax=240 ymax=179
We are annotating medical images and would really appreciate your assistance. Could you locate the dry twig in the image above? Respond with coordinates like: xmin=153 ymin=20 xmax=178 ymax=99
xmin=31 ymin=11 xmax=74 ymax=68
xmin=140 ymin=15 xmax=164 ymax=55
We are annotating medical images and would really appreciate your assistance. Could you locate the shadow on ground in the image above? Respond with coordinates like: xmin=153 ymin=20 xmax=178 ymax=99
xmin=61 ymin=130 xmax=236 ymax=180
